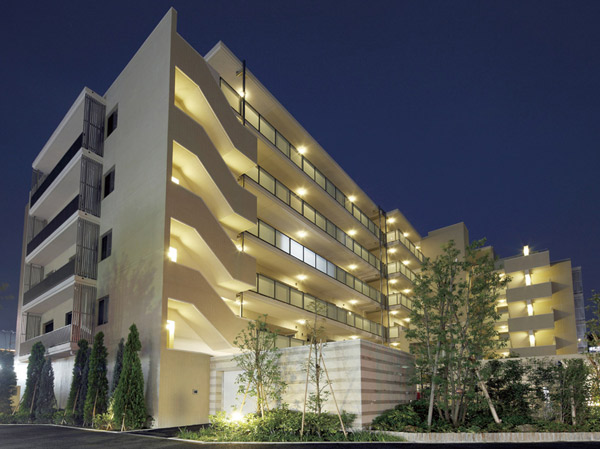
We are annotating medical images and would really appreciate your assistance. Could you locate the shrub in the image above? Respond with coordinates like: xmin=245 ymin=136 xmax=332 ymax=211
xmin=84 ymin=332 xmax=109 ymax=425
xmin=0 ymin=351 xmax=17 ymax=414
xmin=371 ymin=403 xmax=421 ymax=431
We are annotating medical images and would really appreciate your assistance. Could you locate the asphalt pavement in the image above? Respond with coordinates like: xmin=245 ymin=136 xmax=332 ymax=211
xmin=1 ymin=424 xmax=599 ymax=448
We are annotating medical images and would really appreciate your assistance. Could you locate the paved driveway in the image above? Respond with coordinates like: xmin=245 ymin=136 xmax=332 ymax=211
xmin=1 ymin=424 xmax=600 ymax=448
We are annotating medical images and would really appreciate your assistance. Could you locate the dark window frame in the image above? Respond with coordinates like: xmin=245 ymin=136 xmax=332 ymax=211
xmin=100 ymin=230 xmax=112 ymax=261
xmin=106 ymin=107 xmax=118 ymax=138
xmin=103 ymin=168 xmax=115 ymax=198
xmin=65 ymin=311 xmax=72 ymax=326
xmin=97 ymin=296 xmax=109 ymax=326
xmin=43 ymin=320 xmax=54 ymax=334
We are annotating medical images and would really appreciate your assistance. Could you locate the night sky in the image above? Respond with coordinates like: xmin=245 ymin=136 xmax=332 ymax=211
xmin=1 ymin=1 xmax=599 ymax=331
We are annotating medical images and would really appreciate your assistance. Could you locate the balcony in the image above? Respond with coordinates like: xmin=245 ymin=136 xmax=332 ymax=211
xmin=220 ymin=78 xmax=382 ymax=242
xmin=23 ymin=259 xmax=75 ymax=306
xmin=503 ymin=251 xmax=550 ymax=273
xmin=511 ymin=345 xmax=556 ymax=357
xmin=250 ymin=273 xmax=383 ymax=337
xmin=388 ymin=292 xmax=413 ymax=310
xmin=387 ymin=261 xmax=418 ymax=285
xmin=246 ymin=220 xmax=385 ymax=306
xmin=31 ymin=134 xmax=82 ymax=208
xmin=387 ymin=230 xmax=424 ymax=263
xmin=19 ymin=324 xmax=76 ymax=356
xmin=27 ymin=196 xmax=79 ymax=255
xmin=506 ymin=282 xmax=553 ymax=303
xmin=244 ymin=167 xmax=381 ymax=273
xmin=508 ymin=311 xmax=555 ymax=333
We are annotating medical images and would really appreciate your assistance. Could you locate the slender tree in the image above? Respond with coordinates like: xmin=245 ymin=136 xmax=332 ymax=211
xmin=35 ymin=357 xmax=56 ymax=418
xmin=233 ymin=315 xmax=286 ymax=417
xmin=406 ymin=240 xmax=509 ymax=427
xmin=586 ymin=292 xmax=600 ymax=405
xmin=21 ymin=341 xmax=45 ymax=414
xmin=0 ymin=350 xmax=17 ymax=413
xmin=112 ymin=324 xmax=146 ymax=430
xmin=84 ymin=332 xmax=109 ymax=424
xmin=111 ymin=338 xmax=124 ymax=395
xmin=66 ymin=339 xmax=90 ymax=422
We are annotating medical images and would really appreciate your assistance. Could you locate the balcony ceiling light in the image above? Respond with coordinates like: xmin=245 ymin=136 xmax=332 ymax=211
xmin=403 ymin=232 xmax=409 ymax=237
xmin=297 ymin=230 xmax=307 ymax=238
xmin=348 ymin=264 xmax=357 ymax=270
xmin=350 ymin=335 xmax=358 ymax=340
xmin=171 ymin=176 xmax=180 ymax=185
xmin=297 ymin=274 xmax=307 ymax=281
xmin=402 ymin=260 xmax=410 ymax=265
xmin=349 ymin=299 xmax=358 ymax=305
xmin=403 ymin=289 xmax=411 ymax=294
xmin=297 ymin=146 xmax=306 ymax=154
xmin=388 ymin=248 xmax=397 ymax=254
xmin=297 ymin=319 xmax=306 ymax=325
xmin=168 ymin=247 xmax=178 ymax=263
xmin=389 ymin=279 xmax=398 ymax=284
xmin=387 ymin=217 xmax=396 ymax=224
xmin=390 ymin=311 xmax=398 ymax=315
xmin=297 ymin=188 xmax=307 ymax=197
xmin=348 ymin=195 xmax=356 ymax=203
xmin=348 ymin=229 xmax=357 ymax=236
xmin=523 ymin=245 xmax=530 ymax=256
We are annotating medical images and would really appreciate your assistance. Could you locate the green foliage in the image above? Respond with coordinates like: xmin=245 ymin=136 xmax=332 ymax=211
xmin=111 ymin=338 xmax=124 ymax=395
xmin=92 ymin=399 xmax=115 ymax=430
xmin=35 ymin=357 xmax=56 ymax=419
xmin=371 ymin=403 xmax=422 ymax=431
xmin=178 ymin=408 xmax=356 ymax=442
xmin=0 ymin=350 xmax=17 ymax=413
xmin=21 ymin=341 xmax=46 ymax=414
xmin=405 ymin=240 xmax=510 ymax=427
xmin=84 ymin=332 xmax=109 ymax=425
xmin=112 ymin=324 xmax=147 ymax=430
xmin=483 ymin=359 xmax=532 ymax=422
xmin=66 ymin=339 xmax=90 ymax=424
xmin=586 ymin=292 xmax=600 ymax=405
xmin=233 ymin=315 xmax=286 ymax=417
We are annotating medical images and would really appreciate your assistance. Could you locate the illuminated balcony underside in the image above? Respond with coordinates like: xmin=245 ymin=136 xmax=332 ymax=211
xmin=246 ymin=178 xmax=380 ymax=281
xmin=510 ymin=345 xmax=557 ymax=357
xmin=506 ymin=282 xmax=553 ymax=303
xmin=254 ymin=137 xmax=381 ymax=250
xmin=508 ymin=311 xmax=555 ymax=333
xmin=242 ymin=290 xmax=381 ymax=342
xmin=243 ymin=233 xmax=382 ymax=312
xmin=503 ymin=251 xmax=550 ymax=274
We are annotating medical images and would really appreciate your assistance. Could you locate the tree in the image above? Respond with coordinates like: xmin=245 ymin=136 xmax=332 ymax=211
xmin=484 ymin=359 xmax=532 ymax=425
xmin=84 ymin=332 xmax=109 ymax=424
xmin=35 ymin=357 xmax=56 ymax=418
xmin=66 ymin=339 xmax=90 ymax=422
xmin=21 ymin=341 xmax=45 ymax=414
xmin=406 ymin=240 xmax=509 ymax=428
xmin=0 ymin=350 xmax=17 ymax=413
xmin=112 ymin=324 xmax=146 ymax=430
xmin=111 ymin=338 xmax=124 ymax=395
xmin=233 ymin=315 xmax=286 ymax=417
xmin=586 ymin=292 xmax=600 ymax=405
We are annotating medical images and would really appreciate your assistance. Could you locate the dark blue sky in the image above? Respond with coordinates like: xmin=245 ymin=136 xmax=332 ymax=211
xmin=1 ymin=1 xmax=599 ymax=331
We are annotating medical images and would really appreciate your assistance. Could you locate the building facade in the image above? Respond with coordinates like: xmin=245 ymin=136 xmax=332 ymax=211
xmin=14 ymin=9 xmax=583 ymax=427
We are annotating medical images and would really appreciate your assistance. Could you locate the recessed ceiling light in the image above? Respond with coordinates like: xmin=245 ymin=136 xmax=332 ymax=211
xmin=298 ymin=231 xmax=307 ymax=238
xmin=297 ymin=146 xmax=306 ymax=154
xmin=402 ymin=260 xmax=410 ymax=265
xmin=349 ymin=299 xmax=358 ymax=305
xmin=403 ymin=232 xmax=409 ymax=237
xmin=348 ymin=195 xmax=356 ymax=203
xmin=348 ymin=229 xmax=357 ymax=236
xmin=348 ymin=264 xmax=357 ymax=270
xmin=388 ymin=248 xmax=397 ymax=254
xmin=297 ymin=188 xmax=307 ymax=196
xmin=403 ymin=289 xmax=411 ymax=294
xmin=389 ymin=279 xmax=398 ymax=284
xmin=297 ymin=319 xmax=306 ymax=325
xmin=387 ymin=217 xmax=396 ymax=224
xmin=297 ymin=274 xmax=307 ymax=281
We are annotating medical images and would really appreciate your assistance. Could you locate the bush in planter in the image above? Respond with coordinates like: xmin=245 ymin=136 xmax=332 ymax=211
xmin=371 ymin=403 xmax=422 ymax=431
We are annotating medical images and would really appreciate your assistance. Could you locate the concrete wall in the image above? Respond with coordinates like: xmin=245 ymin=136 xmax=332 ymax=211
xmin=210 ymin=339 xmax=414 ymax=428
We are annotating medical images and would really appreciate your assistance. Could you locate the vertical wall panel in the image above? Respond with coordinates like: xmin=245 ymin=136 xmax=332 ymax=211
xmin=82 ymin=95 xmax=106 ymax=156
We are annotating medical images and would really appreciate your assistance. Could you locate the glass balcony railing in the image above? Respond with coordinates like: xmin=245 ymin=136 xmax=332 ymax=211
xmin=386 ymin=230 xmax=424 ymax=262
xmin=388 ymin=325 xmax=408 ymax=339
xmin=221 ymin=79 xmax=382 ymax=240
xmin=254 ymin=273 xmax=383 ymax=337
xmin=245 ymin=166 xmax=381 ymax=271
xmin=30 ymin=134 xmax=83 ymax=207
xmin=387 ymin=261 xmax=418 ymax=283
xmin=248 ymin=220 xmax=385 ymax=305
xmin=23 ymin=259 xmax=75 ymax=306
xmin=27 ymin=196 xmax=79 ymax=255
xmin=388 ymin=292 xmax=413 ymax=310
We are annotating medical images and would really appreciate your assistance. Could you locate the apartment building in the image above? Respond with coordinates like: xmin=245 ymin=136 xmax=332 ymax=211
xmin=14 ymin=9 xmax=581 ymax=427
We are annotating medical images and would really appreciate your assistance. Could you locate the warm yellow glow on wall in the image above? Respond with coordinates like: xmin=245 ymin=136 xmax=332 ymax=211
xmin=297 ymin=274 xmax=307 ymax=281
xmin=166 ymin=320 xmax=175 ymax=349
xmin=403 ymin=232 xmax=409 ymax=237
xmin=525 ymin=271 xmax=532 ymax=286
xmin=388 ymin=248 xmax=397 ymax=254
xmin=168 ymin=247 xmax=178 ymax=262
xmin=348 ymin=195 xmax=356 ymax=203
xmin=389 ymin=279 xmax=398 ymax=284
xmin=297 ymin=230 xmax=307 ymax=238
xmin=297 ymin=146 xmax=306 ymax=154
xmin=387 ymin=217 xmax=396 ymax=224
xmin=403 ymin=289 xmax=411 ymax=294
xmin=297 ymin=188 xmax=307 ymax=196
xmin=348 ymin=264 xmax=357 ymax=270
xmin=529 ymin=331 xmax=536 ymax=347
xmin=349 ymin=299 xmax=358 ymax=305
xmin=523 ymin=245 xmax=530 ymax=256
xmin=171 ymin=176 xmax=180 ymax=185
xmin=527 ymin=302 xmax=534 ymax=316
xmin=348 ymin=229 xmax=357 ymax=236
xmin=402 ymin=260 xmax=410 ymax=266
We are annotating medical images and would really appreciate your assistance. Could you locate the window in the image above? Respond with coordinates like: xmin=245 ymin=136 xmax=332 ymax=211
xmin=106 ymin=108 xmax=118 ymax=137
xmin=65 ymin=312 xmax=72 ymax=326
xmin=104 ymin=169 xmax=115 ymax=198
xmin=97 ymin=296 xmax=109 ymax=325
xmin=43 ymin=320 xmax=54 ymax=334
xmin=101 ymin=230 xmax=112 ymax=260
